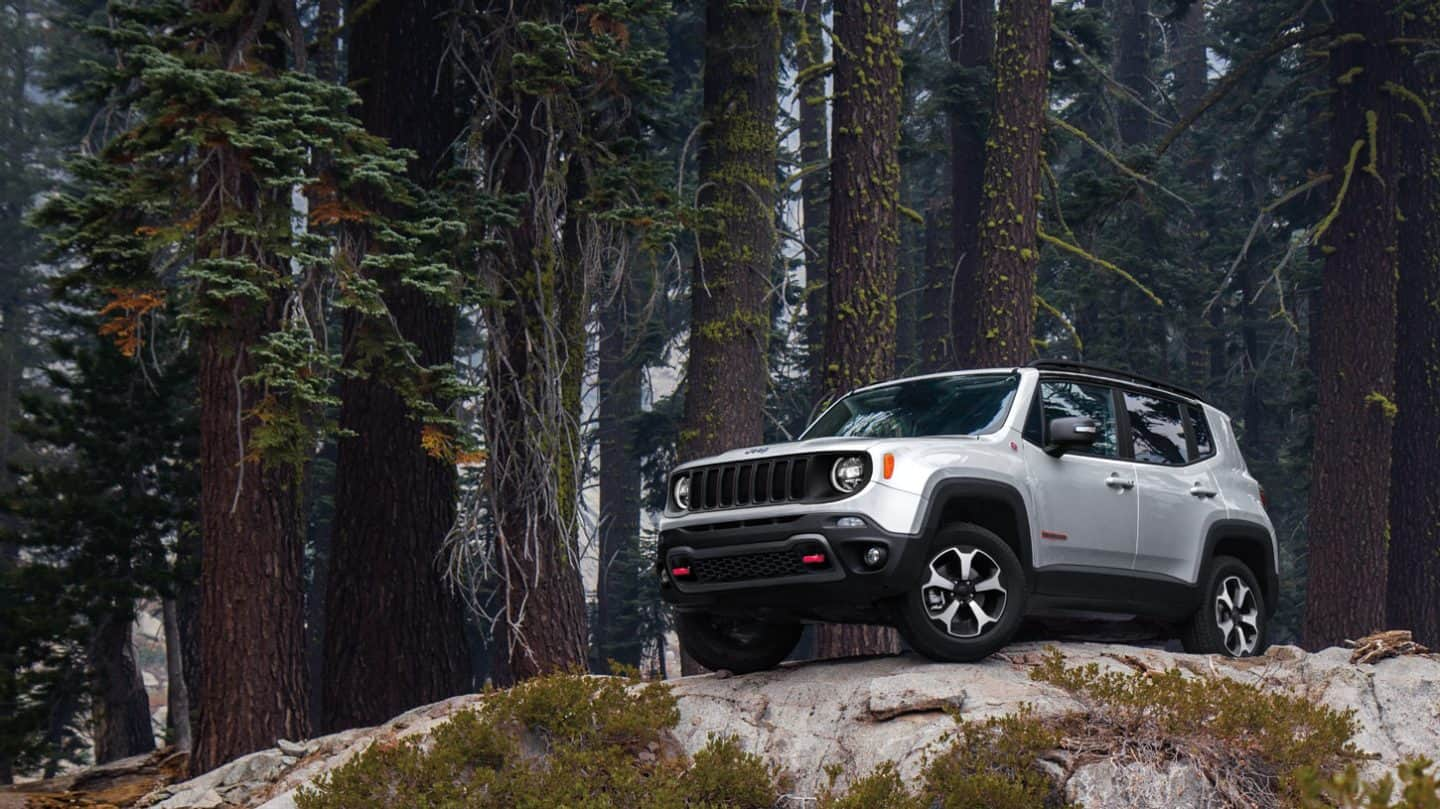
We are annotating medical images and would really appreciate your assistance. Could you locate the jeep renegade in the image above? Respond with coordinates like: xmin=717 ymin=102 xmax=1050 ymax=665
xmin=658 ymin=360 xmax=1277 ymax=672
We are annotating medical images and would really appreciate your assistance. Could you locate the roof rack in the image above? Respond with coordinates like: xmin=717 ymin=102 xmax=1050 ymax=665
xmin=1027 ymin=359 xmax=1207 ymax=403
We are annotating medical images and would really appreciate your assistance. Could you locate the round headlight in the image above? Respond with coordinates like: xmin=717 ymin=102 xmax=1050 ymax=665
xmin=673 ymin=475 xmax=691 ymax=510
xmin=831 ymin=456 xmax=867 ymax=494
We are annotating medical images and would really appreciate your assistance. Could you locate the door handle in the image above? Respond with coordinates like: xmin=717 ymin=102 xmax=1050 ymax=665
xmin=1105 ymin=473 xmax=1135 ymax=490
xmin=1189 ymin=482 xmax=1219 ymax=498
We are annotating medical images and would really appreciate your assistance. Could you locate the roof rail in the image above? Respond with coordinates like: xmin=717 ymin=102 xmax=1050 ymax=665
xmin=1027 ymin=359 xmax=1207 ymax=403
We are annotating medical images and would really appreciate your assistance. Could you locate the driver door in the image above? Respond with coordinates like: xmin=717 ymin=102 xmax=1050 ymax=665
xmin=1023 ymin=379 xmax=1139 ymax=572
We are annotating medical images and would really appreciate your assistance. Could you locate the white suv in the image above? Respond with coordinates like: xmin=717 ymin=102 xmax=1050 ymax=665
xmin=658 ymin=361 xmax=1277 ymax=672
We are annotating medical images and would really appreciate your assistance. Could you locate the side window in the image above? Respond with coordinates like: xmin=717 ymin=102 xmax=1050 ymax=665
xmin=1040 ymin=380 xmax=1119 ymax=458
xmin=1124 ymin=392 xmax=1189 ymax=465
xmin=1189 ymin=405 xmax=1214 ymax=458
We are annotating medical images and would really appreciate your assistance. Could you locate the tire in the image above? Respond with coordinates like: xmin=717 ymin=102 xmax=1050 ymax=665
xmin=894 ymin=523 xmax=1027 ymax=663
xmin=1180 ymin=555 xmax=1269 ymax=657
xmin=675 ymin=611 xmax=803 ymax=674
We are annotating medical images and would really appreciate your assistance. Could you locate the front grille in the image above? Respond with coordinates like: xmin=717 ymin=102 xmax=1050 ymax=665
xmin=691 ymin=549 xmax=811 ymax=584
xmin=698 ymin=457 xmax=807 ymax=510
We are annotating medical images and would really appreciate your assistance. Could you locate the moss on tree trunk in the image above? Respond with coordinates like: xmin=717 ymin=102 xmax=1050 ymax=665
xmin=957 ymin=0 xmax=1051 ymax=367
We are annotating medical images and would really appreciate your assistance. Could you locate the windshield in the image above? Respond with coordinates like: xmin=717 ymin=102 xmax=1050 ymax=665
xmin=802 ymin=374 xmax=1020 ymax=439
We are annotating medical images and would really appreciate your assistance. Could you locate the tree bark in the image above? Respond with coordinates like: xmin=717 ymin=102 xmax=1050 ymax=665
xmin=679 ymin=0 xmax=780 ymax=674
xmin=194 ymin=322 xmax=308 ymax=772
xmin=595 ymin=272 xmax=644 ymax=671
xmin=1302 ymin=0 xmax=1399 ymax=651
xmin=918 ymin=197 xmax=951 ymax=372
xmin=1114 ymin=0 xmax=1152 ymax=146
xmin=799 ymin=0 xmax=830 ymax=388
xmin=191 ymin=2 xmax=310 ymax=773
xmin=947 ymin=0 xmax=994 ymax=365
xmin=813 ymin=0 xmax=904 ymax=659
xmin=162 ymin=598 xmax=192 ymax=753
xmin=956 ymin=0 xmax=1050 ymax=367
xmin=89 ymin=610 xmax=155 ymax=764
xmin=322 ymin=0 xmax=472 ymax=734
xmin=1386 ymin=1 xmax=1440 ymax=649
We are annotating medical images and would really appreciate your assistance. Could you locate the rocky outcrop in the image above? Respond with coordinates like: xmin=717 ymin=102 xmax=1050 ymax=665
xmin=8 ymin=641 xmax=1437 ymax=809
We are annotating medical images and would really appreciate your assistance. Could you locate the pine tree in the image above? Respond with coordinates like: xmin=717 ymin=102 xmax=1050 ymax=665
xmin=957 ymin=0 xmax=1051 ymax=366
xmin=814 ymin=0 xmax=903 ymax=659
xmin=1386 ymin=0 xmax=1440 ymax=649
xmin=1 ymin=322 xmax=196 ymax=769
xmin=945 ymin=0 xmax=994 ymax=365
xmin=595 ymin=269 xmax=645 ymax=670
xmin=798 ymin=0 xmax=830 ymax=386
xmin=322 ymin=0 xmax=473 ymax=734
xmin=677 ymin=0 xmax=781 ymax=673
xmin=36 ymin=1 xmax=465 ymax=769
xmin=1303 ymin=0 xmax=1400 ymax=650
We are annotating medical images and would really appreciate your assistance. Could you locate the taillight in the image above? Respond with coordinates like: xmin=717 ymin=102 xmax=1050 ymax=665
xmin=1259 ymin=485 xmax=1269 ymax=509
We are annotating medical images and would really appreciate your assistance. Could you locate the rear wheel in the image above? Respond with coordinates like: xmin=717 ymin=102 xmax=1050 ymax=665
xmin=895 ymin=523 xmax=1027 ymax=663
xmin=1180 ymin=555 xmax=1268 ymax=657
xmin=675 ymin=611 xmax=803 ymax=674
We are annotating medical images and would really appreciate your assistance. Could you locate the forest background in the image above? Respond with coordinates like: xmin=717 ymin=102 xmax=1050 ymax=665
xmin=0 ymin=0 xmax=1435 ymax=781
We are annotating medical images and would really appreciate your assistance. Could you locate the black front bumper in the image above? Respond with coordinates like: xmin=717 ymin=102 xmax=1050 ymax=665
xmin=656 ymin=512 xmax=927 ymax=623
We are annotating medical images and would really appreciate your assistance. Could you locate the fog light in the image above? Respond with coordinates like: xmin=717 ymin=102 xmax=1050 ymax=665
xmin=836 ymin=516 xmax=864 ymax=529
xmin=863 ymin=546 xmax=888 ymax=568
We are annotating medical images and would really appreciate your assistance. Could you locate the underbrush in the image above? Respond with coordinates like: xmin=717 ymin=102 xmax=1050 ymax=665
xmin=295 ymin=673 xmax=778 ymax=809
xmin=1031 ymin=648 xmax=1363 ymax=806
xmin=296 ymin=657 xmax=1440 ymax=809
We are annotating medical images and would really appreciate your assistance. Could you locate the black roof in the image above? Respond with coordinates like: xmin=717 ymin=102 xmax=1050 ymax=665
xmin=1027 ymin=359 xmax=1207 ymax=404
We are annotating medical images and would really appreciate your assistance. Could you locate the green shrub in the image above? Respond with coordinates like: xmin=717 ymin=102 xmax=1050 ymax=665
xmin=294 ymin=672 xmax=775 ymax=809
xmin=1297 ymin=758 xmax=1440 ymax=809
xmin=918 ymin=709 xmax=1073 ymax=809
xmin=1031 ymin=648 xmax=1361 ymax=806
xmin=818 ymin=762 xmax=918 ymax=809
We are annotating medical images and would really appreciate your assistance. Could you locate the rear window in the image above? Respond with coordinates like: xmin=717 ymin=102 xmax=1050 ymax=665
xmin=803 ymin=374 xmax=1019 ymax=439
xmin=1189 ymin=405 xmax=1214 ymax=458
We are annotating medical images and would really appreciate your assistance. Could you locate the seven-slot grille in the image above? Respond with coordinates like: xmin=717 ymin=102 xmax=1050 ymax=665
xmin=690 ymin=548 xmax=811 ymax=584
xmin=681 ymin=456 xmax=810 ymax=512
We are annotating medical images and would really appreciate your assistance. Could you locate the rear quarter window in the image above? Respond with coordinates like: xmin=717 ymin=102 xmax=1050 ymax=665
xmin=1189 ymin=405 xmax=1215 ymax=459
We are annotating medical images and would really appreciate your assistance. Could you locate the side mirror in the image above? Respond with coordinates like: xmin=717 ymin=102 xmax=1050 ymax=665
xmin=1046 ymin=416 xmax=1099 ymax=457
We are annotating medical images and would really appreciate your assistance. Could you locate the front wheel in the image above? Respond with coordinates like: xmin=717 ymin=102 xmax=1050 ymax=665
xmin=675 ymin=611 xmax=803 ymax=674
xmin=895 ymin=523 xmax=1027 ymax=663
xmin=1180 ymin=555 xmax=1269 ymax=657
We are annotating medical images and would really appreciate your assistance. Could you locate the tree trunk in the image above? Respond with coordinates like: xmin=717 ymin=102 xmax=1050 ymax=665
xmin=595 ymin=272 xmax=644 ymax=671
xmin=1114 ymin=0 xmax=1152 ymax=146
xmin=957 ymin=0 xmax=1050 ymax=367
xmin=918 ymin=196 xmax=951 ymax=372
xmin=813 ymin=0 xmax=904 ymax=660
xmin=194 ymin=321 xmax=309 ymax=772
xmin=0 ymin=542 xmax=16 ymax=784
xmin=322 ymin=0 xmax=472 ymax=734
xmin=1302 ymin=0 xmax=1398 ymax=651
xmin=798 ymin=0 xmax=830 ymax=389
xmin=478 ymin=1 xmax=590 ymax=685
xmin=89 ymin=610 xmax=155 ymax=764
xmin=1386 ymin=2 xmax=1440 ymax=649
xmin=162 ymin=599 xmax=192 ymax=753
xmin=191 ymin=6 xmax=309 ymax=774
xmin=947 ymin=0 xmax=994 ymax=364
xmin=678 ymin=0 xmax=781 ymax=674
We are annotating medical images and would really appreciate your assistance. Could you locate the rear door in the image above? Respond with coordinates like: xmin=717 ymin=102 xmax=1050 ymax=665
xmin=1023 ymin=378 xmax=1139 ymax=572
xmin=1126 ymin=392 xmax=1227 ymax=582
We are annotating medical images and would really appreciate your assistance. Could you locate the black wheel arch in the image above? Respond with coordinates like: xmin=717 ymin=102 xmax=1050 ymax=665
xmin=1202 ymin=520 xmax=1280 ymax=616
xmin=916 ymin=477 xmax=1035 ymax=590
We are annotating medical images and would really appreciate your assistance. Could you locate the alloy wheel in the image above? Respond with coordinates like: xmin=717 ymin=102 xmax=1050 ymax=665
xmin=920 ymin=547 xmax=1008 ymax=639
xmin=1214 ymin=575 xmax=1260 ymax=656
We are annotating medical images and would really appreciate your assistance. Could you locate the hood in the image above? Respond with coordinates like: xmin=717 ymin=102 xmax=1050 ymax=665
xmin=673 ymin=434 xmax=981 ymax=470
